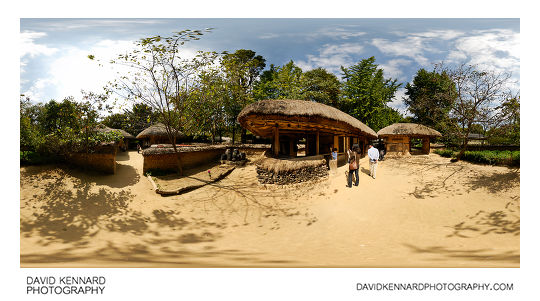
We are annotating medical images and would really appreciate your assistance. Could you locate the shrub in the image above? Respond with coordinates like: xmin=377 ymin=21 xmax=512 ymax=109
xmin=434 ymin=149 xmax=455 ymax=158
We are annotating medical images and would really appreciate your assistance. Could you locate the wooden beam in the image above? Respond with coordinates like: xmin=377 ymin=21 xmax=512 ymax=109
xmin=333 ymin=135 xmax=339 ymax=150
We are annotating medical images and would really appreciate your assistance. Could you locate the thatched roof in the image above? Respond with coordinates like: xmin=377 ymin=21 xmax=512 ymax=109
xmin=256 ymin=157 xmax=326 ymax=174
xmin=237 ymin=99 xmax=377 ymax=138
xmin=377 ymin=123 xmax=442 ymax=138
xmin=136 ymin=123 xmax=185 ymax=139
xmin=96 ymin=125 xmax=135 ymax=139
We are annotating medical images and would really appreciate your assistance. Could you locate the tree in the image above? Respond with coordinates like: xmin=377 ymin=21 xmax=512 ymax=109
xmin=187 ymin=53 xmax=229 ymax=143
xmin=221 ymin=49 xmax=266 ymax=143
xmin=340 ymin=57 xmax=402 ymax=131
xmin=102 ymin=29 xmax=213 ymax=174
xmin=404 ymin=68 xmax=457 ymax=136
xmin=254 ymin=61 xmax=303 ymax=100
xmin=437 ymin=63 xmax=516 ymax=159
xmin=300 ymin=67 xmax=341 ymax=106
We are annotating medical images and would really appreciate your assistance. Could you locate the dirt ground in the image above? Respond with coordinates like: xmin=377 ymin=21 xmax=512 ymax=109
xmin=20 ymin=150 xmax=519 ymax=267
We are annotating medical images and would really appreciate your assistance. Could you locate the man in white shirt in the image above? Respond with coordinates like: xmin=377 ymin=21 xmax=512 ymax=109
xmin=367 ymin=144 xmax=379 ymax=179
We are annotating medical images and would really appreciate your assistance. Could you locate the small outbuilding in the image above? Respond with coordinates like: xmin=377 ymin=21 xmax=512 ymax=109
xmin=377 ymin=123 xmax=442 ymax=156
xmin=136 ymin=123 xmax=185 ymax=147
xmin=96 ymin=125 xmax=136 ymax=151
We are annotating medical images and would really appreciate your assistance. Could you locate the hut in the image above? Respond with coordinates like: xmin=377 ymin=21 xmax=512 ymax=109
xmin=237 ymin=99 xmax=377 ymax=159
xmin=136 ymin=123 xmax=185 ymax=147
xmin=96 ymin=125 xmax=136 ymax=151
xmin=377 ymin=123 xmax=442 ymax=156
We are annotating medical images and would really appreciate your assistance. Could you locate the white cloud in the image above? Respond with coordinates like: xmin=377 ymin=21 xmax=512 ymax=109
xmin=20 ymin=31 xmax=58 ymax=73
xmin=448 ymin=29 xmax=519 ymax=74
xmin=296 ymin=43 xmax=364 ymax=74
xmin=21 ymin=39 xmax=199 ymax=108
xmin=372 ymin=36 xmax=430 ymax=66
xmin=408 ymin=29 xmax=465 ymax=40
xmin=388 ymin=88 xmax=411 ymax=116
xmin=259 ymin=26 xmax=366 ymax=41
xmin=379 ymin=58 xmax=413 ymax=81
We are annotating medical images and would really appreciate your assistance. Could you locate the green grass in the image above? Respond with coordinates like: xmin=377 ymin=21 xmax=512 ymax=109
xmin=434 ymin=149 xmax=519 ymax=166
xmin=20 ymin=151 xmax=59 ymax=165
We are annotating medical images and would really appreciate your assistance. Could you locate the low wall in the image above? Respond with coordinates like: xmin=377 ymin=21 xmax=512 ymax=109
xmin=68 ymin=151 xmax=117 ymax=174
xmin=255 ymin=157 xmax=328 ymax=185
xmin=142 ymin=144 xmax=271 ymax=174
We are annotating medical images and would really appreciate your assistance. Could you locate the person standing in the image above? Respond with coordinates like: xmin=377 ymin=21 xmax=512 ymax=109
xmin=347 ymin=145 xmax=359 ymax=187
xmin=368 ymin=144 xmax=379 ymax=179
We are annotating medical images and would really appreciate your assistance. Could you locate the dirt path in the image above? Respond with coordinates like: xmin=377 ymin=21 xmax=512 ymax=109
xmin=20 ymin=151 xmax=519 ymax=267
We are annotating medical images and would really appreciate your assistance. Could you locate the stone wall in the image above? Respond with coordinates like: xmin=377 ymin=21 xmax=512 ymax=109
xmin=256 ymin=165 xmax=328 ymax=185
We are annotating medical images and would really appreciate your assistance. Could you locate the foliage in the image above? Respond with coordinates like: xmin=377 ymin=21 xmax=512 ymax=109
xmin=221 ymin=49 xmax=266 ymax=143
xmin=434 ymin=149 xmax=519 ymax=166
xmin=301 ymin=67 xmax=341 ymax=106
xmin=404 ymin=68 xmax=457 ymax=142
xmin=103 ymin=29 xmax=214 ymax=174
xmin=340 ymin=56 xmax=402 ymax=131
xmin=19 ymin=95 xmax=122 ymax=164
xmin=435 ymin=63 xmax=516 ymax=158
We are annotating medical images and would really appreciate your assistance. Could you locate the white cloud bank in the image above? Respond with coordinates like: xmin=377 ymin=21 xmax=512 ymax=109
xmin=296 ymin=43 xmax=365 ymax=74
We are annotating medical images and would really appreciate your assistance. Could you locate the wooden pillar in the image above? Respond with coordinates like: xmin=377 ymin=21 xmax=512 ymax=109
xmin=316 ymin=130 xmax=320 ymax=155
xmin=273 ymin=126 xmax=280 ymax=156
xmin=333 ymin=135 xmax=339 ymax=150
xmin=305 ymin=134 xmax=309 ymax=156
xmin=289 ymin=138 xmax=294 ymax=157
xmin=422 ymin=137 xmax=430 ymax=154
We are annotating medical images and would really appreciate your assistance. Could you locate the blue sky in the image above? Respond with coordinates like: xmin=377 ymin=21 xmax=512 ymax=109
xmin=20 ymin=18 xmax=520 ymax=114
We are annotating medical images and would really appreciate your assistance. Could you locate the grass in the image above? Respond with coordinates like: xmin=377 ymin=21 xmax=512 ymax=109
xmin=20 ymin=151 xmax=59 ymax=165
xmin=434 ymin=149 xmax=519 ymax=166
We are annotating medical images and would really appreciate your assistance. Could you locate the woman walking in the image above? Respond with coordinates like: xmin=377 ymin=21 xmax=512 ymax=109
xmin=347 ymin=145 xmax=360 ymax=187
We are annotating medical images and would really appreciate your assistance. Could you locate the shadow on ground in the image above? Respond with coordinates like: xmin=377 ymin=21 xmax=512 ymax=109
xmin=402 ymin=243 xmax=519 ymax=265
xmin=20 ymin=166 xmax=301 ymax=266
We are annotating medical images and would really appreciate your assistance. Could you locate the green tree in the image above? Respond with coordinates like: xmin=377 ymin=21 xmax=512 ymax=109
xmin=404 ymin=68 xmax=457 ymax=135
xmin=221 ymin=49 xmax=266 ymax=143
xmin=254 ymin=61 xmax=303 ymax=100
xmin=300 ymin=67 xmax=341 ymax=106
xmin=437 ymin=63 xmax=516 ymax=159
xmin=340 ymin=57 xmax=401 ymax=131
xmin=102 ymin=29 xmax=213 ymax=174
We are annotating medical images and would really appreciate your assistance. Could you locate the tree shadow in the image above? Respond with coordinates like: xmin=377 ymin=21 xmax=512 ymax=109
xmin=20 ymin=177 xmax=136 ymax=244
xmin=20 ymin=165 xmax=312 ymax=267
xmin=446 ymin=197 xmax=520 ymax=238
xmin=464 ymin=168 xmax=520 ymax=194
xmin=402 ymin=243 xmax=519 ymax=265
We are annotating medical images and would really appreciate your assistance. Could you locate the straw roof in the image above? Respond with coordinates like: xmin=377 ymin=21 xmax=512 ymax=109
xmin=136 ymin=123 xmax=185 ymax=139
xmin=96 ymin=125 xmax=135 ymax=139
xmin=377 ymin=123 xmax=442 ymax=138
xmin=237 ymin=99 xmax=377 ymax=138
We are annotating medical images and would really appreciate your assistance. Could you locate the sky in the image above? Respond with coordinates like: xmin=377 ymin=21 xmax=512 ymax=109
xmin=20 ymin=18 xmax=520 ymax=115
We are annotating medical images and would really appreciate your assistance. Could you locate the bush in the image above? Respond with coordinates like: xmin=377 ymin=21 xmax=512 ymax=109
xmin=434 ymin=149 xmax=519 ymax=166
xmin=434 ymin=149 xmax=455 ymax=158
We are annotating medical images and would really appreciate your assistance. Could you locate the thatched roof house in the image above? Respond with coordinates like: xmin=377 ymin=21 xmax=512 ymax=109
xmin=96 ymin=125 xmax=135 ymax=139
xmin=238 ymin=99 xmax=377 ymax=157
xmin=377 ymin=123 xmax=442 ymax=155
xmin=136 ymin=123 xmax=185 ymax=146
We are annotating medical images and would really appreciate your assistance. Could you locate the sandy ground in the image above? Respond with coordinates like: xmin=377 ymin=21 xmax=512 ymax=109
xmin=20 ymin=150 xmax=519 ymax=267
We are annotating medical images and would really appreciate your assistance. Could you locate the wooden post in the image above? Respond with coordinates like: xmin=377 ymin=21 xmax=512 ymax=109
xmin=305 ymin=134 xmax=309 ymax=156
xmin=316 ymin=130 xmax=320 ymax=155
xmin=422 ymin=137 xmax=430 ymax=154
xmin=289 ymin=138 xmax=294 ymax=157
xmin=315 ymin=130 xmax=319 ymax=155
xmin=273 ymin=126 xmax=280 ymax=156
xmin=333 ymin=135 xmax=339 ymax=151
